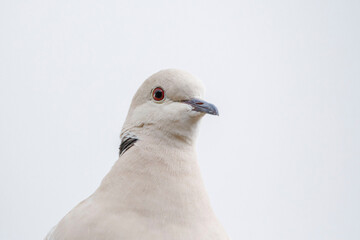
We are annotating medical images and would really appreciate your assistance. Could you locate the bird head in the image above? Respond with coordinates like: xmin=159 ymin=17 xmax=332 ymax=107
xmin=121 ymin=69 xmax=218 ymax=144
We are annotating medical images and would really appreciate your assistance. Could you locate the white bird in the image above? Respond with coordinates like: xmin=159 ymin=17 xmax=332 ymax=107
xmin=45 ymin=69 xmax=229 ymax=240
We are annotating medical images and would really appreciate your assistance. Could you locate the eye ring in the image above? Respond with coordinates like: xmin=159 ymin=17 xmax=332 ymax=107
xmin=151 ymin=87 xmax=165 ymax=102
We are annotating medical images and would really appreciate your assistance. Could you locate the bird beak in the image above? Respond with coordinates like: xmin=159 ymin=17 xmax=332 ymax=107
xmin=182 ymin=98 xmax=219 ymax=116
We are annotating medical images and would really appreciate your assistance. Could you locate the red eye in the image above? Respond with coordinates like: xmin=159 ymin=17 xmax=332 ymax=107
xmin=152 ymin=87 xmax=165 ymax=101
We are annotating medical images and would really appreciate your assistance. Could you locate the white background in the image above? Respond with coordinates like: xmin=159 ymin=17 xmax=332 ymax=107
xmin=0 ymin=1 xmax=359 ymax=239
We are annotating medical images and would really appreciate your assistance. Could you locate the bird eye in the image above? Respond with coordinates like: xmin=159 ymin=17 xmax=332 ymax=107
xmin=152 ymin=87 xmax=165 ymax=102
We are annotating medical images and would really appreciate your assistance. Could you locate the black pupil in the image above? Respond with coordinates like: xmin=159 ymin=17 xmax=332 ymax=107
xmin=154 ymin=90 xmax=163 ymax=99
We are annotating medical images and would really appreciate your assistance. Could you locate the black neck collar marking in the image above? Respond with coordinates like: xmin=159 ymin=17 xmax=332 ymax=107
xmin=119 ymin=133 xmax=138 ymax=156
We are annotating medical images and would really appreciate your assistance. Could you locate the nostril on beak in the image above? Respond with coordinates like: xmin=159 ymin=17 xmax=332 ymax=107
xmin=196 ymin=102 xmax=204 ymax=105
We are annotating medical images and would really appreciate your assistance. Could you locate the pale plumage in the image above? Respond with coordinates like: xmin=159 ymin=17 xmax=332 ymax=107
xmin=45 ymin=69 xmax=228 ymax=240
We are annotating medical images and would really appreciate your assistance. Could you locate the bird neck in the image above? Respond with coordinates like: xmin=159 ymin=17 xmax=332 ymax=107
xmin=93 ymin=136 xmax=214 ymax=222
xmin=121 ymin=118 xmax=201 ymax=147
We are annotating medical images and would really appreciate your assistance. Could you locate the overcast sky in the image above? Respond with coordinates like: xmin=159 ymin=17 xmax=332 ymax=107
xmin=0 ymin=0 xmax=359 ymax=239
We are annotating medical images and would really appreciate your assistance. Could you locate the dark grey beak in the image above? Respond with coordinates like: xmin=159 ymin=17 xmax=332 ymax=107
xmin=182 ymin=98 xmax=219 ymax=116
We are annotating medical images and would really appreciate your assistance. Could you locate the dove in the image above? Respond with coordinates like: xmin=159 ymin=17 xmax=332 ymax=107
xmin=45 ymin=69 xmax=229 ymax=240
